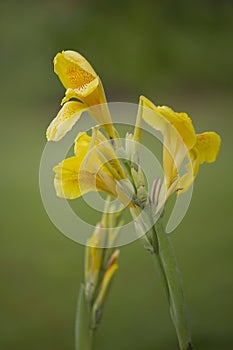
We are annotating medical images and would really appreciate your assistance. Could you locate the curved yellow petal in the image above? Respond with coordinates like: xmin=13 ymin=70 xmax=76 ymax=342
xmin=156 ymin=106 xmax=196 ymax=150
xmin=140 ymin=96 xmax=196 ymax=150
xmin=54 ymin=50 xmax=96 ymax=90
xmin=46 ymin=101 xmax=87 ymax=141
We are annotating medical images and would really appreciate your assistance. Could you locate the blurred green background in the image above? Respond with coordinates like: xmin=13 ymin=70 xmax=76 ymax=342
xmin=1 ymin=0 xmax=233 ymax=349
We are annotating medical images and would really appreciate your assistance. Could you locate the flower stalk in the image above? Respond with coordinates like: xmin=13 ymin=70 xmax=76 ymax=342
xmin=152 ymin=219 xmax=193 ymax=350
xmin=75 ymin=201 xmax=122 ymax=350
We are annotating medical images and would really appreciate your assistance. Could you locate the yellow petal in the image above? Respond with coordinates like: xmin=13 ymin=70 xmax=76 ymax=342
xmin=163 ymin=140 xmax=178 ymax=187
xmin=74 ymin=132 xmax=106 ymax=175
xmin=53 ymin=153 xmax=107 ymax=199
xmin=140 ymin=95 xmax=165 ymax=133
xmin=61 ymin=79 xmax=100 ymax=105
xmin=73 ymin=132 xmax=120 ymax=196
xmin=92 ymin=129 xmax=126 ymax=180
xmin=81 ymin=81 xmax=115 ymax=139
xmin=193 ymin=132 xmax=221 ymax=164
xmin=156 ymin=106 xmax=196 ymax=150
xmin=178 ymin=132 xmax=221 ymax=192
xmin=53 ymin=156 xmax=83 ymax=199
xmin=177 ymin=161 xmax=196 ymax=193
xmin=54 ymin=50 xmax=96 ymax=90
xmin=140 ymin=96 xmax=197 ymax=187
xmin=53 ymin=155 xmax=118 ymax=200
xmin=140 ymin=96 xmax=196 ymax=150
xmin=61 ymin=84 xmax=115 ymax=139
xmin=74 ymin=132 xmax=92 ymax=157
xmin=75 ymin=130 xmax=126 ymax=181
xmin=46 ymin=101 xmax=87 ymax=141
xmin=61 ymin=88 xmax=80 ymax=105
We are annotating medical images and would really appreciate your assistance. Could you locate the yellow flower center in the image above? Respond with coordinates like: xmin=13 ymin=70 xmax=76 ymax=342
xmin=66 ymin=65 xmax=94 ymax=87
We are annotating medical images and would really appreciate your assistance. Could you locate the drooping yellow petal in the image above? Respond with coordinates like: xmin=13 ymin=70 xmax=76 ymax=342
xmin=192 ymin=132 xmax=221 ymax=164
xmin=46 ymin=101 xmax=87 ymax=141
xmin=178 ymin=132 xmax=221 ymax=192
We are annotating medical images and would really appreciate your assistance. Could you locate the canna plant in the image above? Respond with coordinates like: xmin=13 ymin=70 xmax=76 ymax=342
xmin=46 ymin=50 xmax=221 ymax=350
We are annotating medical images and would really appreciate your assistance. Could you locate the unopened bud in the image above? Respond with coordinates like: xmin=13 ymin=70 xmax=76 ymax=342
xmin=91 ymin=250 xmax=119 ymax=328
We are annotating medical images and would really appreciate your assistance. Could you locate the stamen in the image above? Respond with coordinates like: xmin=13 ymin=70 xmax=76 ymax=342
xmin=151 ymin=178 xmax=161 ymax=206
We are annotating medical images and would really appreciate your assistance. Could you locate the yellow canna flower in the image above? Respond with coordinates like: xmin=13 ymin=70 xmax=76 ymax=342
xmin=140 ymin=96 xmax=221 ymax=192
xmin=46 ymin=50 xmax=114 ymax=141
xmin=53 ymin=130 xmax=135 ymax=207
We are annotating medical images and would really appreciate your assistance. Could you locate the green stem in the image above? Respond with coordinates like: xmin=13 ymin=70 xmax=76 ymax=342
xmin=75 ymin=284 xmax=95 ymax=350
xmin=151 ymin=219 xmax=193 ymax=350
xmin=88 ymin=329 xmax=95 ymax=350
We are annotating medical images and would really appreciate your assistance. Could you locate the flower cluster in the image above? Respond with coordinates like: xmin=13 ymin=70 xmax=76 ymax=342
xmin=47 ymin=50 xmax=221 ymax=216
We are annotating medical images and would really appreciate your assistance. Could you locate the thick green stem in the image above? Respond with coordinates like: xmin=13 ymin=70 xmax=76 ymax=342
xmin=75 ymin=284 xmax=95 ymax=350
xmin=88 ymin=329 xmax=95 ymax=350
xmin=151 ymin=220 xmax=193 ymax=350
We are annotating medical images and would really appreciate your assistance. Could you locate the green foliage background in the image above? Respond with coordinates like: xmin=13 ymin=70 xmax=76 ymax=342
xmin=1 ymin=1 xmax=233 ymax=349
